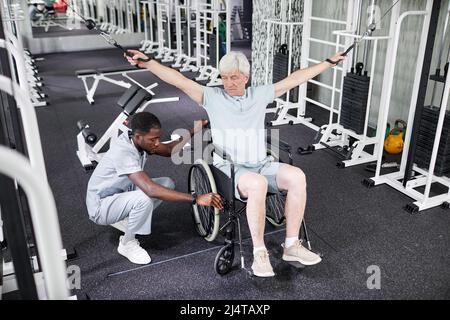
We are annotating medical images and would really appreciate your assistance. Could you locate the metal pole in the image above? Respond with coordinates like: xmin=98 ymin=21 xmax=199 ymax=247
xmin=403 ymin=0 xmax=442 ymax=186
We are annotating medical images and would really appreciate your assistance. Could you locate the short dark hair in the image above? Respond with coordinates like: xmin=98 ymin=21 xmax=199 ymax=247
xmin=130 ymin=112 xmax=161 ymax=135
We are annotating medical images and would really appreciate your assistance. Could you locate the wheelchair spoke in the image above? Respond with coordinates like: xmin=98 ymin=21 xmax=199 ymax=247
xmin=266 ymin=194 xmax=286 ymax=227
xmin=191 ymin=165 xmax=216 ymax=236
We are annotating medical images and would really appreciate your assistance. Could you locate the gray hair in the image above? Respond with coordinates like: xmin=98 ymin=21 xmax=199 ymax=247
xmin=219 ymin=51 xmax=251 ymax=77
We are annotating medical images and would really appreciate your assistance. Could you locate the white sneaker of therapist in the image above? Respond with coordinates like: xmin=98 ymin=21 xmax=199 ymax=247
xmin=117 ymin=235 xmax=151 ymax=265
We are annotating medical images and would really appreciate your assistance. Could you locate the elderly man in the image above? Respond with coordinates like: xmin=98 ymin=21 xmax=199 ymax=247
xmin=126 ymin=49 xmax=345 ymax=277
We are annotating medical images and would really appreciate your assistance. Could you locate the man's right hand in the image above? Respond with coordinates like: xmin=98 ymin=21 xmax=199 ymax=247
xmin=125 ymin=49 xmax=151 ymax=69
xmin=197 ymin=193 xmax=224 ymax=210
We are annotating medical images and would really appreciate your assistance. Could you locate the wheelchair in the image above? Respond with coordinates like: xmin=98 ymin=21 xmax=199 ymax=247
xmin=188 ymin=130 xmax=315 ymax=275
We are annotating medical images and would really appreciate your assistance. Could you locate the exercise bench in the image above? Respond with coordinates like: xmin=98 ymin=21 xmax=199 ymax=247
xmin=76 ymin=65 xmax=148 ymax=104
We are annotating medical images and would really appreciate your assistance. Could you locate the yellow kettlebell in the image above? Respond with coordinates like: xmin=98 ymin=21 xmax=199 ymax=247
xmin=384 ymin=120 xmax=407 ymax=155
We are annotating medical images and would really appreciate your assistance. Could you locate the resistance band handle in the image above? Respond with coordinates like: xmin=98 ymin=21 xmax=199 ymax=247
xmin=326 ymin=45 xmax=354 ymax=65
xmin=326 ymin=58 xmax=340 ymax=66
xmin=343 ymin=43 xmax=356 ymax=56
xmin=125 ymin=50 xmax=152 ymax=63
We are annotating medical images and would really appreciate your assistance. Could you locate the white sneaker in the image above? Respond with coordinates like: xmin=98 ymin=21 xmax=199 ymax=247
xmin=117 ymin=236 xmax=151 ymax=265
xmin=111 ymin=218 xmax=128 ymax=233
xmin=251 ymin=249 xmax=275 ymax=277
xmin=282 ymin=240 xmax=322 ymax=266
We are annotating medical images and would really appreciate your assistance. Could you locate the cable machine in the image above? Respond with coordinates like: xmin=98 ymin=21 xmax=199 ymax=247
xmin=363 ymin=0 xmax=449 ymax=214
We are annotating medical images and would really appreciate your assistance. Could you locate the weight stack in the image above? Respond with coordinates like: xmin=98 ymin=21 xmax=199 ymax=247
xmin=339 ymin=72 xmax=370 ymax=135
xmin=209 ymin=33 xmax=218 ymax=67
xmin=273 ymin=51 xmax=299 ymax=103
xmin=182 ymin=26 xmax=195 ymax=56
xmin=414 ymin=105 xmax=450 ymax=177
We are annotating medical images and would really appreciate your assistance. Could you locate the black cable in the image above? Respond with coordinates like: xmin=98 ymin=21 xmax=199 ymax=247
xmin=327 ymin=0 xmax=401 ymax=65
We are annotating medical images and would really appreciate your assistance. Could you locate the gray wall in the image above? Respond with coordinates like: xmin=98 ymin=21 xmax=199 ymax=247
xmin=252 ymin=0 xmax=450 ymax=129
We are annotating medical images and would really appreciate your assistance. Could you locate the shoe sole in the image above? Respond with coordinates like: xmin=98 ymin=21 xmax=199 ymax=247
xmin=252 ymin=271 xmax=275 ymax=277
xmin=282 ymin=254 xmax=322 ymax=266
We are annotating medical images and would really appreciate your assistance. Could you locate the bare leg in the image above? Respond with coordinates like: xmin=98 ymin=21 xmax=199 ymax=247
xmin=237 ymin=172 xmax=268 ymax=248
xmin=276 ymin=165 xmax=307 ymax=239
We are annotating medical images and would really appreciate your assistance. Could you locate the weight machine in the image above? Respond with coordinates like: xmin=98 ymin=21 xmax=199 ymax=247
xmin=140 ymin=0 xmax=159 ymax=54
xmin=172 ymin=0 xmax=197 ymax=71
xmin=154 ymin=0 xmax=177 ymax=62
xmin=0 ymin=11 xmax=71 ymax=299
xmin=97 ymin=0 xmax=141 ymax=34
xmin=76 ymin=83 xmax=179 ymax=170
xmin=2 ymin=1 xmax=48 ymax=107
xmin=266 ymin=0 xmax=357 ymax=129
xmin=364 ymin=0 xmax=450 ymax=213
xmin=194 ymin=0 xmax=230 ymax=86
xmin=303 ymin=0 xmax=399 ymax=168
xmin=263 ymin=0 xmax=303 ymax=116
xmin=269 ymin=0 xmax=412 ymax=169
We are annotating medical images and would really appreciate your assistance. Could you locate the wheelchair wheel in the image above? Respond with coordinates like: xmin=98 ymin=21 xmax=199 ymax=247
xmin=188 ymin=159 xmax=221 ymax=242
xmin=266 ymin=193 xmax=286 ymax=227
xmin=214 ymin=244 xmax=235 ymax=275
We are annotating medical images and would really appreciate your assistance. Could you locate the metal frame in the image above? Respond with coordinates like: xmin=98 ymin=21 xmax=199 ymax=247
xmin=98 ymin=0 xmax=141 ymax=34
xmin=76 ymin=88 xmax=179 ymax=168
xmin=154 ymin=0 xmax=177 ymax=62
xmin=0 ymin=15 xmax=69 ymax=296
xmin=312 ymin=29 xmax=392 ymax=168
xmin=2 ymin=3 xmax=48 ymax=107
xmin=76 ymin=67 xmax=149 ymax=104
xmin=367 ymin=0 xmax=449 ymax=213
xmin=266 ymin=0 xmax=357 ymax=129
xmin=140 ymin=0 xmax=160 ymax=53
xmin=172 ymin=0 xmax=198 ymax=70
xmin=194 ymin=0 xmax=230 ymax=86
xmin=0 ymin=147 xmax=69 ymax=299
xmin=263 ymin=18 xmax=304 ymax=116
xmin=268 ymin=0 xmax=407 ymax=169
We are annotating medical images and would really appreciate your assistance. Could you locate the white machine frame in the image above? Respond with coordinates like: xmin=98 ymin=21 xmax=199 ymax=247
xmin=154 ymin=0 xmax=177 ymax=62
xmin=172 ymin=0 xmax=198 ymax=71
xmin=140 ymin=0 xmax=160 ymax=54
xmin=76 ymin=67 xmax=150 ymax=104
xmin=76 ymin=84 xmax=179 ymax=169
xmin=0 ymin=25 xmax=69 ymax=297
xmin=97 ymin=0 xmax=142 ymax=34
xmin=2 ymin=3 xmax=48 ymax=107
xmin=267 ymin=0 xmax=410 ymax=169
xmin=265 ymin=0 xmax=356 ymax=129
xmin=368 ymin=0 xmax=450 ymax=213
xmin=194 ymin=0 xmax=230 ymax=86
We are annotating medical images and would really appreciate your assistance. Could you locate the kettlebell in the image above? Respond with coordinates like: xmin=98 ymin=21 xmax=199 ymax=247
xmin=384 ymin=120 xmax=407 ymax=155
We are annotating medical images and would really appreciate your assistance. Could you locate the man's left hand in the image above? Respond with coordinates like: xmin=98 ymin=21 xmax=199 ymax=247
xmin=326 ymin=52 xmax=347 ymax=66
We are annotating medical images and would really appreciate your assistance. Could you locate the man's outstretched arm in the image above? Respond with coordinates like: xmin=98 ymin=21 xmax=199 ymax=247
xmin=274 ymin=52 xmax=346 ymax=98
xmin=126 ymin=50 xmax=204 ymax=105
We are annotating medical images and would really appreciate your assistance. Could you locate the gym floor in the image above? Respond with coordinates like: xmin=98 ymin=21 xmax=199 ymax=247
xmin=17 ymin=48 xmax=450 ymax=300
